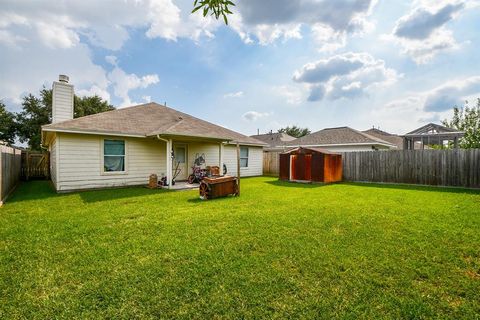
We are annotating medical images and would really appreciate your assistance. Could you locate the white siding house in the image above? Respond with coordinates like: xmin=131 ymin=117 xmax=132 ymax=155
xmin=42 ymin=75 xmax=265 ymax=192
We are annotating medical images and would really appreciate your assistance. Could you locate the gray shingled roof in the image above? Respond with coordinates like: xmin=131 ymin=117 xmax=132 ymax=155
xmin=362 ymin=128 xmax=403 ymax=149
xmin=250 ymin=132 xmax=296 ymax=147
xmin=42 ymin=102 xmax=266 ymax=145
xmin=287 ymin=126 xmax=395 ymax=147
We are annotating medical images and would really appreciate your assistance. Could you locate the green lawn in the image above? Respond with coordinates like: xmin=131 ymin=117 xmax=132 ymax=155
xmin=1 ymin=177 xmax=479 ymax=319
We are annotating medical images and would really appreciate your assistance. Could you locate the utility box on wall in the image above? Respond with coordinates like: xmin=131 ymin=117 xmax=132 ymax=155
xmin=279 ymin=147 xmax=342 ymax=183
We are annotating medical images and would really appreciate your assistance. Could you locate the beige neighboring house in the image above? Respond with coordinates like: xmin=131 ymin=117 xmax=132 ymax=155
xmin=41 ymin=75 xmax=265 ymax=192
xmin=250 ymin=132 xmax=296 ymax=152
xmin=286 ymin=126 xmax=397 ymax=152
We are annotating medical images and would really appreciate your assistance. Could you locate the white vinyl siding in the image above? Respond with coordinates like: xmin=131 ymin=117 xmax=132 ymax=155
xmin=55 ymin=133 xmax=166 ymax=191
xmin=187 ymin=142 xmax=221 ymax=170
xmin=224 ymin=145 xmax=263 ymax=177
xmin=49 ymin=136 xmax=58 ymax=189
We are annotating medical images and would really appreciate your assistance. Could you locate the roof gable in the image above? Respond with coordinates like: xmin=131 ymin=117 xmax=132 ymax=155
xmin=288 ymin=126 xmax=395 ymax=147
xmin=250 ymin=132 xmax=296 ymax=147
xmin=42 ymin=102 xmax=265 ymax=145
xmin=405 ymin=123 xmax=460 ymax=135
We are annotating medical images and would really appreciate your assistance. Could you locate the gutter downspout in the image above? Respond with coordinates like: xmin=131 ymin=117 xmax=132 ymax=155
xmin=157 ymin=135 xmax=172 ymax=189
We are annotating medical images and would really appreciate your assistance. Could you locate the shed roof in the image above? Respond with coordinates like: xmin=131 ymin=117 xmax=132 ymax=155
xmin=42 ymin=102 xmax=266 ymax=146
xmin=288 ymin=126 xmax=395 ymax=147
xmin=282 ymin=146 xmax=341 ymax=155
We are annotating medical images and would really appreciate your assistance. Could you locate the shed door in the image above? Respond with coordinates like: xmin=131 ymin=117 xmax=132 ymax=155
xmin=279 ymin=153 xmax=290 ymax=180
xmin=294 ymin=154 xmax=305 ymax=180
xmin=311 ymin=153 xmax=324 ymax=182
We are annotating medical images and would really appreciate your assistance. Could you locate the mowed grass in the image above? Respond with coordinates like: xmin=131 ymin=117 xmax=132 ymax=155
xmin=0 ymin=177 xmax=479 ymax=319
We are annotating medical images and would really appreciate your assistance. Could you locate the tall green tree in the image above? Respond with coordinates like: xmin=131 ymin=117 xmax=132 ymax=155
xmin=278 ymin=126 xmax=311 ymax=138
xmin=442 ymin=98 xmax=480 ymax=149
xmin=16 ymin=88 xmax=114 ymax=150
xmin=191 ymin=0 xmax=235 ymax=24
xmin=74 ymin=95 xmax=115 ymax=118
xmin=0 ymin=101 xmax=17 ymax=145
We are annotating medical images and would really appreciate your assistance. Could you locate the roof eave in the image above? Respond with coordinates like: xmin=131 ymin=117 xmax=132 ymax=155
xmin=42 ymin=127 xmax=146 ymax=138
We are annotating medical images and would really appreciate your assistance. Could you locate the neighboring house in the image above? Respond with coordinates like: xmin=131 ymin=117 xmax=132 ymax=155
xmin=402 ymin=123 xmax=464 ymax=150
xmin=286 ymin=126 xmax=397 ymax=152
xmin=362 ymin=127 xmax=404 ymax=150
xmin=41 ymin=75 xmax=265 ymax=192
xmin=250 ymin=132 xmax=296 ymax=152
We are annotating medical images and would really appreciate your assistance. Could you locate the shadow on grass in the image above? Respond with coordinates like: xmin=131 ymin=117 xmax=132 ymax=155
xmin=186 ymin=195 xmax=239 ymax=203
xmin=341 ymin=181 xmax=480 ymax=195
xmin=79 ymin=186 xmax=172 ymax=203
xmin=6 ymin=180 xmax=58 ymax=204
xmin=266 ymin=180 xmax=328 ymax=189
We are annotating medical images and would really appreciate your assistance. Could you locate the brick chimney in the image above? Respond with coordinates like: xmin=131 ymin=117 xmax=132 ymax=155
xmin=52 ymin=74 xmax=74 ymax=123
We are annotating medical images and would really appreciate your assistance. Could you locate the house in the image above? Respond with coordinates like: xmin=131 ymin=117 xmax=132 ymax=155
xmin=41 ymin=75 xmax=266 ymax=192
xmin=286 ymin=126 xmax=397 ymax=152
xmin=362 ymin=127 xmax=404 ymax=150
xmin=402 ymin=123 xmax=464 ymax=150
xmin=250 ymin=132 xmax=296 ymax=152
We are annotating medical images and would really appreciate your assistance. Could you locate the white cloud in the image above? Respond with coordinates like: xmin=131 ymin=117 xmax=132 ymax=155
xmin=293 ymin=52 xmax=398 ymax=101
xmin=387 ymin=1 xmax=467 ymax=63
xmin=423 ymin=76 xmax=480 ymax=111
xmin=271 ymin=85 xmax=305 ymax=105
xmin=36 ymin=21 xmax=80 ymax=49
xmin=393 ymin=2 xmax=464 ymax=39
xmin=0 ymin=0 xmax=220 ymax=51
xmin=230 ymin=0 xmax=377 ymax=48
xmin=242 ymin=111 xmax=271 ymax=121
xmin=223 ymin=91 xmax=244 ymax=98
xmin=376 ymin=76 xmax=480 ymax=132
xmin=107 ymin=57 xmax=159 ymax=107
xmin=0 ymin=29 xmax=27 ymax=48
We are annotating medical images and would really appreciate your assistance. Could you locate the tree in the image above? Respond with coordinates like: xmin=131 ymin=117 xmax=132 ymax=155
xmin=442 ymin=99 xmax=480 ymax=149
xmin=0 ymin=101 xmax=17 ymax=145
xmin=16 ymin=88 xmax=114 ymax=150
xmin=191 ymin=0 xmax=235 ymax=24
xmin=74 ymin=95 xmax=115 ymax=118
xmin=278 ymin=125 xmax=311 ymax=138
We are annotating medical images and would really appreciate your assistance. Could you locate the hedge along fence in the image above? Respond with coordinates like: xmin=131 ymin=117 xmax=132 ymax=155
xmin=0 ymin=145 xmax=22 ymax=205
xmin=342 ymin=149 xmax=480 ymax=189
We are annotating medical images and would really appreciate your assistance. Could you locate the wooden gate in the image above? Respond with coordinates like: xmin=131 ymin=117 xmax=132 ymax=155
xmin=21 ymin=151 xmax=50 ymax=180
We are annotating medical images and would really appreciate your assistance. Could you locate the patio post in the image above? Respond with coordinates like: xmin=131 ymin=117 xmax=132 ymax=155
xmin=219 ymin=142 xmax=224 ymax=175
xmin=166 ymin=139 xmax=172 ymax=189
xmin=236 ymin=142 xmax=240 ymax=196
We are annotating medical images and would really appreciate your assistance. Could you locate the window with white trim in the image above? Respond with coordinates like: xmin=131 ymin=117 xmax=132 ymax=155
xmin=104 ymin=139 xmax=125 ymax=172
xmin=240 ymin=146 xmax=249 ymax=168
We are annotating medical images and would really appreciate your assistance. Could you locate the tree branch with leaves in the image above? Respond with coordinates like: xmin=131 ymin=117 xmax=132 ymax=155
xmin=191 ymin=0 xmax=235 ymax=24
xmin=442 ymin=98 xmax=480 ymax=149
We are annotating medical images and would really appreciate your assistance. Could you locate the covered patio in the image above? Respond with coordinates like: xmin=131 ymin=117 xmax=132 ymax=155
xmin=402 ymin=123 xmax=464 ymax=150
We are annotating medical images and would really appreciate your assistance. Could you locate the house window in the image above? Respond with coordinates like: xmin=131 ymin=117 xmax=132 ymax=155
xmin=240 ymin=146 xmax=249 ymax=168
xmin=104 ymin=139 xmax=125 ymax=172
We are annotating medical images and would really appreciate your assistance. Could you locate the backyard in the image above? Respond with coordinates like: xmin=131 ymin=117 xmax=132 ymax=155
xmin=0 ymin=177 xmax=479 ymax=319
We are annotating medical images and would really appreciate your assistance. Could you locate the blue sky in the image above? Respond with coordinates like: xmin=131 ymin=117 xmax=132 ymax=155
xmin=1 ymin=0 xmax=479 ymax=136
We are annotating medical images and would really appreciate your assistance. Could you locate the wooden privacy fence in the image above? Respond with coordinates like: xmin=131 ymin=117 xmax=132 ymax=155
xmin=263 ymin=152 xmax=280 ymax=176
xmin=0 ymin=145 xmax=22 ymax=204
xmin=21 ymin=151 xmax=50 ymax=180
xmin=342 ymin=149 xmax=480 ymax=188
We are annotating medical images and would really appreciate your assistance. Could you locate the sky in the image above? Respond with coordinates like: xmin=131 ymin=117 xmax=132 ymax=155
xmin=1 ymin=0 xmax=479 ymax=136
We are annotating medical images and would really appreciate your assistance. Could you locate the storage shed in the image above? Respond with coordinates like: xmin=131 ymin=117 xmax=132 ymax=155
xmin=279 ymin=147 xmax=342 ymax=183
